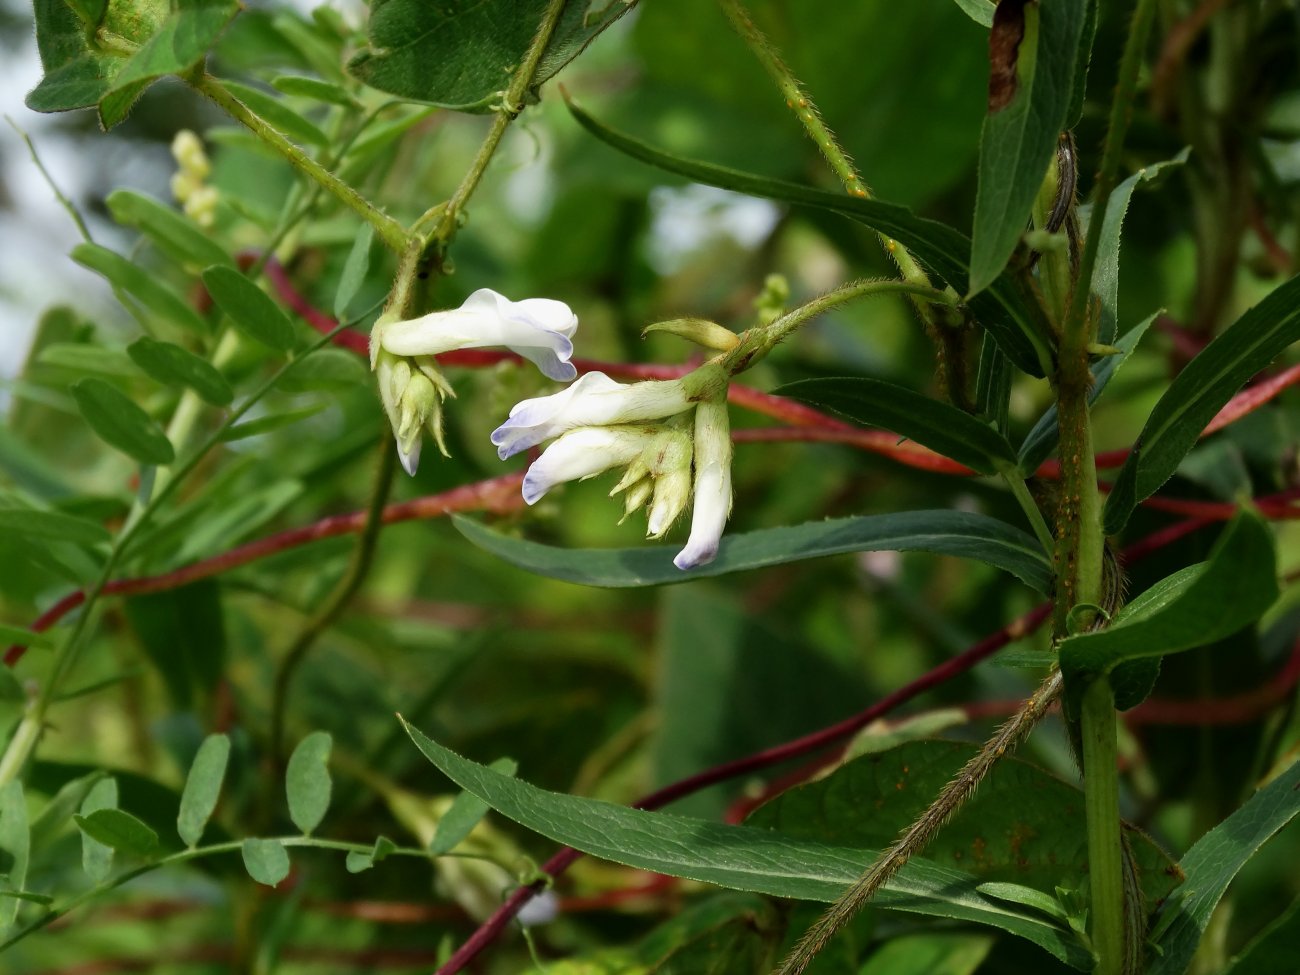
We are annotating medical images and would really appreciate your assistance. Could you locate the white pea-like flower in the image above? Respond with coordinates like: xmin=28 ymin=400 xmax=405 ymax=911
xmin=491 ymin=371 xmax=706 ymax=460
xmin=376 ymin=289 xmax=578 ymax=382
xmin=370 ymin=289 xmax=579 ymax=474
xmin=673 ymin=398 xmax=733 ymax=570
xmin=520 ymin=426 xmax=658 ymax=504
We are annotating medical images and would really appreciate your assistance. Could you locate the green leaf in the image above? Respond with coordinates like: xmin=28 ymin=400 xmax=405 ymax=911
xmin=37 ymin=342 xmax=146 ymax=380
xmin=976 ymin=883 xmax=1071 ymax=924
xmin=275 ymin=348 xmax=368 ymax=392
xmin=74 ymin=807 xmax=159 ymax=857
xmin=271 ymin=74 xmax=358 ymax=107
xmin=747 ymin=739 xmax=1180 ymax=909
xmin=71 ymin=378 xmax=175 ymax=465
xmin=221 ymin=80 xmax=328 ymax=148
xmin=241 ymin=837 xmax=290 ymax=886
xmin=176 ymin=734 xmax=230 ymax=848
xmin=974 ymin=332 xmax=1012 ymax=435
xmin=1018 ymin=312 xmax=1156 ymax=473
xmin=0 ymin=508 xmax=110 ymax=546
xmin=635 ymin=893 xmax=782 ymax=973
xmin=1149 ymin=757 xmax=1300 ymax=975
xmin=1059 ymin=513 xmax=1278 ymax=714
xmin=399 ymin=719 xmax=1092 ymax=968
xmin=127 ymin=337 xmax=234 ymax=406
xmin=1104 ymin=272 xmax=1300 ymax=533
xmin=72 ymin=243 xmax=207 ymax=334
xmin=969 ymin=0 xmax=1086 ymax=295
xmin=455 ymin=510 xmax=1052 ymax=593
xmin=285 ymin=731 xmax=332 ymax=835
xmin=201 ymin=266 xmax=297 ymax=351
xmin=858 ymin=932 xmax=994 ymax=975
xmin=777 ymin=377 xmax=1018 ymax=475
xmin=334 ymin=224 xmax=374 ymax=321
xmin=345 ymin=835 xmax=396 ymax=874
xmin=950 ymin=0 xmax=995 ymax=28
xmin=564 ymin=99 xmax=1053 ymax=377
xmin=348 ymin=0 xmax=636 ymax=112
xmin=0 ymin=782 xmax=29 ymax=929
xmin=27 ymin=0 xmax=239 ymax=128
xmin=1090 ymin=151 xmax=1188 ymax=344
xmin=29 ymin=773 xmax=106 ymax=850
xmin=78 ymin=777 xmax=118 ymax=883
xmin=106 ymin=190 xmax=233 ymax=270
xmin=429 ymin=758 xmax=517 ymax=855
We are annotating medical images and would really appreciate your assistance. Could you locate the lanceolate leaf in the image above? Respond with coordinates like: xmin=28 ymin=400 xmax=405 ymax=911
xmin=71 ymin=378 xmax=176 ymax=466
xmin=1103 ymin=273 xmax=1300 ymax=533
xmin=1149 ymin=757 xmax=1300 ymax=975
xmin=106 ymin=190 xmax=233 ymax=271
xmin=970 ymin=0 xmax=1087 ymax=296
xmin=455 ymin=510 xmax=1053 ymax=593
xmin=429 ymin=757 xmax=518 ymax=855
xmin=74 ymin=808 xmax=159 ymax=857
xmin=348 ymin=0 xmax=636 ymax=112
xmin=951 ymin=0 xmax=996 ymax=29
xmin=1059 ymin=513 xmax=1278 ymax=714
xmin=400 ymin=720 xmax=1092 ymax=968
xmin=777 ymin=377 xmax=1017 ymax=475
xmin=565 ymin=99 xmax=1054 ymax=377
xmin=0 ymin=782 xmax=29 ymax=929
xmin=0 ymin=508 xmax=110 ymax=546
xmin=72 ymin=243 xmax=207 ymax=335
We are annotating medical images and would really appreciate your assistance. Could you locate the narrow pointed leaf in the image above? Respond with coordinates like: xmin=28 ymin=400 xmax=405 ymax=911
xmin=201 ymin=266 xmax=297 ymax=351
xmin=71 ymin=378 xmax=175 ymax=465
xmin=0 ymin=781 xmax=29 ymax=928
xmin=0 ymin=508 xmax=110 ymax=546
xmin=456 ymin=510 xmax=1051 ymax=593
xmin=241 ymin=838 xmax=290 ymax=886
xmin=429 ymin=757 xmax=517 ymax=855
xmin=1059 ymin=513 xmax=1277 ymax=714
xmin=951 ymin=0 xmax=995 ymax=28
xmin=1103 ymin=273 xmax=1300 ymax=533
xmin=72 ymin=243 xmax=207 ymax=334
xmin=177 ymin=733 xmax=231 ymax=847
xmin=285 ymin=731 xmax=332 ymax=835
xmin=970 ymin=0 xmax=1086 ymax=295
xmin=777 ymin=377 xmax=1017 ymax=475
xmin=106 ymin=190 xmax=232 ymax=270
xmin=74 ymin=808 xmax=158 ymax=857
xmin=334 ymin=224 xmax=374 ymax=320
xmin=565 ymin=99 xmax=1054 ymax=377
xmin=128 ymin=337 xmax=234 ymax=406
xmin=399 ymin=719 xmax=1092 ymax=968
xmin=1149 ymin=757 xmax=1300 ymax=975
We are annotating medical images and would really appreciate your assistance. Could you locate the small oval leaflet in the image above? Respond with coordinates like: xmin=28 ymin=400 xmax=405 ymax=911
xmin=286 ymin=731 xmax=333 ymax=835
xmin=177 ymin=733 xmax=232 ymax=848
xmin=241 ymin=838 xmax=291 ymax=887
xmin=71 ymin=378 xmax=176 ymax=466
xmin=202 ymin=266 xmax=297 ymax=352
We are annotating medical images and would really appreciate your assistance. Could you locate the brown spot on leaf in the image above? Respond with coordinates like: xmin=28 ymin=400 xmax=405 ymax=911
xmin=989 ymin=0 xmax=1032 ymax=113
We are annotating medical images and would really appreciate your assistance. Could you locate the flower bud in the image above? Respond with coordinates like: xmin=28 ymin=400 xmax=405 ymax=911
xmin=642 ymin=317 xmax=740 ymax=352
xmin=171 ymin=129 xmax=211 ymax=180
xmin=674 ymin=398 xmax=733 ymax=570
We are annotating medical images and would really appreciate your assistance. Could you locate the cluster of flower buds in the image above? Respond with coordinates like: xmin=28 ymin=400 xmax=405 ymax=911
xmin=372 ymin=292 xmax=735 ymax=569
xmin=170 ymin=130 xmax=218 ymax=228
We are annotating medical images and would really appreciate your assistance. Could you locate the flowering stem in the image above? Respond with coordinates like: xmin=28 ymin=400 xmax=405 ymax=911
xmin=188 ymin=72 xmax=409 ymax=254
xmin=716 ymin=0 xmax=943 ymax=322
xmin=409 ymin=0 xmax=569 ymax=247
xmin=725 ymin=278 xmax=954 ymax=374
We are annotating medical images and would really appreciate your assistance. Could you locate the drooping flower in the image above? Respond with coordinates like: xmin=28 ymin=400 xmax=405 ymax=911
xmin=492 ymin=366 xmax=734 ymax=569
xmin=370 ymin=289 xmax=578 ymax=474
xmin=673 ymin=398 xmax=733 ymax=570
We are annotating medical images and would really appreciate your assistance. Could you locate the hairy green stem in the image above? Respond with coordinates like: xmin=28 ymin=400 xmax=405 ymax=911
xmin=716 ymin=0 xmax=942 ymax=322
xmin=775 ymin=670 xmax=1065 ymax=975
xmin=268 ymin=436 xmax=397 ymax=763
xmin=410 ymin=0 xmax=569 ymax=245
xmin=1081 ymin=678 xmax=1126 ymax=975
xmin=189 ymin=73 xmax=409 ymax=254
xmin=0 ymin=326 xmax=353 ymax=786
